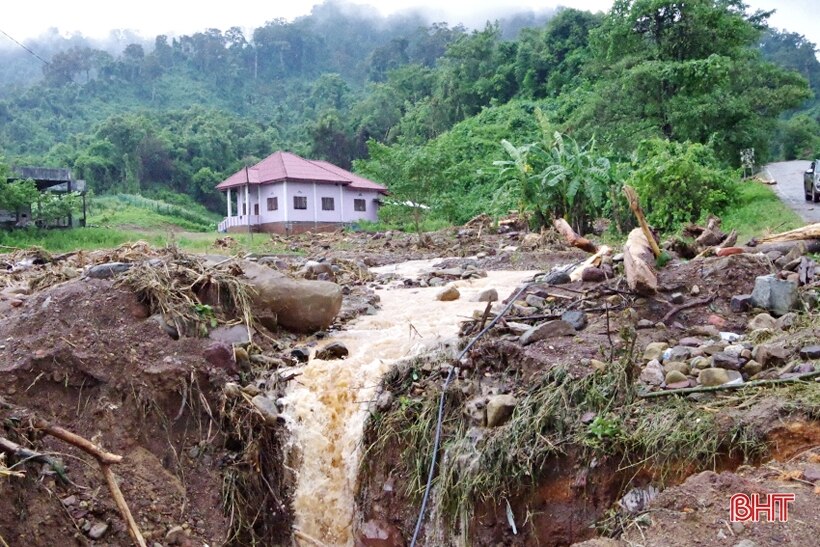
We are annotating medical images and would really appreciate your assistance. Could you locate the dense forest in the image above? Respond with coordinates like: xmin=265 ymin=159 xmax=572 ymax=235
xmin=0 ymin=0 xmax=818 ymax=229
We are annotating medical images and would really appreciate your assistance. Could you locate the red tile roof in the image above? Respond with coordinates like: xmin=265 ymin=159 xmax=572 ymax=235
xmin=216 ymin=151 xmax=387 ymax=193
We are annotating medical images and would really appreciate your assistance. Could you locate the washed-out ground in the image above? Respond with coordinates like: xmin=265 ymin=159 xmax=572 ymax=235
xmin=0 ymin=220 xmax=818 ymax=546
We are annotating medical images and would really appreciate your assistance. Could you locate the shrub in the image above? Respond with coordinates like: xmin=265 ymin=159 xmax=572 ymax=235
xmin=628 ymin=139 xmax=738 ymax=231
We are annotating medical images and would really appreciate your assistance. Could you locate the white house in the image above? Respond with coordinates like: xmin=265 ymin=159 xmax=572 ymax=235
xmin=216 ymin=151 xmax=388 ymax=234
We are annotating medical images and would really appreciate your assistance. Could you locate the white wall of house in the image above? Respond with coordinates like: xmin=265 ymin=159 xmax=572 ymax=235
xmin=225 ymin=181 xmax=382 ymax=227
xmin=344 ymin=188 xmax=380 ymax=223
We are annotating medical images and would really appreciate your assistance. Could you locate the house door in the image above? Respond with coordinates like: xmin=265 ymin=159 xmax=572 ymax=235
xmin=254 ymin=204 xmax=259 ymax=215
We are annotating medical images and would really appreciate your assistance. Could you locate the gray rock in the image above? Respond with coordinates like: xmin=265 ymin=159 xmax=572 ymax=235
xmin=436 ymin=286 xmax=461 ymax=301
xmin=209 ymin=324 xmax=253 ymax=344
xmin=753 ymin=344 xmax=791 ymax=368
xmin=241 ymin=260 xmax=342 ymax=333
xmin=428 ymin=277 xmax=446 ymax=287
xmin=251 ymin=395 xmax=279 ymax=425
xmin=799 ymin=345 xmax=820 ymax=360
xmin=690 ymin=356 xmax=710 ymax=370
xmin=775 ymin=312 xmax=798 ymax=330
xmin=88 ymin=522 xmax=108 ymax=540
xmin=315 ymin=342 xmax=349 ymax=360
xmin=525 ymin=294 xmax=546 ymax=308
xmin=357 ymin=519 xmax=404 ymax=547
xmin=666 ymin=346 xmax=692 ymax=362
xmin=796 ymin=362 xmax=816 ymax=373
xmin=165 ymin=525 xmax=186 ymax=544
xmin=541 ymin=270 xmax=571 ymax=285
xmin=699 ymin=368 xmax=730 ymax=386
xmin=747 ymin=313 xmax=777 ymax=331
xmin=733 ymin=540 xmax=758 ymax=547
xmin=640 ymin=359 xmax=665 ymax=386
xmin=670 ymin=292 xmax=685 ymax=304
xmin=712 ymin=352 xmax=741 ymax=370
xmin=803 ymin=464 xmax=820 ymax=482
xmin=375 ymin=391 xmax=394 ymax=412
xmin=476 ymin=288 xmax=498 ymax=302
xmin=561 ymin=310 xmax=588 ymax=331
xmin=678 ymin=337 xmax=703 ymax=347
xmin=505 ymin=321 xmax=531 ymax=336
xmin=643 ymin=342 xmax=669 ymax=362
xmin=730 ymin=294 xmax=753 ymax=313
xmin=301 ymin=260 xmax=335 ymax=280
xmin=723 ymin=344 xmax=745 ymax=358
xmin=486 ymin=394 xmax=516 ymax=427
xmin=520 ymin=320 xmax=576 ymax=346
xmin=750 ymin=275 xmax=798 ymax=317
xmin=86 ymin=262 xmax=132 ymax=279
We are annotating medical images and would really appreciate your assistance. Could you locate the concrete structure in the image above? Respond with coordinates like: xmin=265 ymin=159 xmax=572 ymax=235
xmin=2 ymin=167 xmax=87 ymax=228
xmin=216 ymin=152 xmax=387 ymax=234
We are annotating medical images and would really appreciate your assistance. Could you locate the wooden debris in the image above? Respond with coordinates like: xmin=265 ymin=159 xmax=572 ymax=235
xmin=569 ymin=245 xmax=612 ymax=282
xmin=662 ymin=294 xmax=715 ymax=324
xmin=695 ymin=216 xmax=726 ymax=247
xmin=623 ymin=185 xmax=662 ymax=258
xmin=623 ymin=228 xmax=658 ymax=295
xmin=553 ymin=218 xmax=597 ymax=253
xmin=753 ymin=223 xmax=820 ymax=245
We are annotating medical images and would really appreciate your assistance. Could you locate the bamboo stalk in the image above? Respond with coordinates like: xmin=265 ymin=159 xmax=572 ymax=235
xmin=639 ymin=370 xmax=820 ymax=398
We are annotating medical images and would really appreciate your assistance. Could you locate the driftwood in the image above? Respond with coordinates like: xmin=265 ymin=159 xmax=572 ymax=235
xmin=748 ymin=239 xmax=820 ymax=254
xmin=623 ymin=228 xmax=658 ymax=295
xmin=694 ymin=216 xmax=726 ymax=247
xmin=0 ymin=436 xmax=64 ymax=475
xmin=27 ymin=418 xmax=146 ymax=546
xmin=623 ymin=185 xmax=661 ymax=258
xmin=753 ymin=223 xmax=820 ymax=245
xmin=662 ymin=294 xmax=715 ymax=323
xmin=553 ymin=218 xmax=597 ymax=253
xmin=569 ymin=245 xmax=612 ymax=282
xmin=718 ymin=229 xmax=738 ymax=249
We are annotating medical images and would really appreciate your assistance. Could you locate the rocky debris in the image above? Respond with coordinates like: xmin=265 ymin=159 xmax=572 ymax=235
xmin=539 ymin=270 xmax=571 ymax=285
xmin=85 ymin=261 xmax=133 ymax=279
xmin=643 ymin=342 xmax=669 ymax=362
xmin=241 ymin=260 xmax=342 ymax=333
xmin=315 ymin=341 xmax=349 ymax=360
xmin=776 ymin=312 xmax=798 ymax=330
xmin=665 ymin=370 xmax=688 ymax=384
xmin=698 ymin=368 xmax=730 ymax=387
xmin=561 ymin=310 xmax=588 ymax=331
xmin=525 ymin=294 xmax=546 ymax=308
xmin=640 ymin=360 xmax=665 ymax=386
xmin=300 ymin=259 xmax=335 ymax=281
xmin=87 ymin=522 xmax=109 ymax=539
xmin=712 ymin=352 xmax=741 ymax=370
xmin=203 ymin=342 xmax=237 ymax=373
xmin=730 ymin=294 xmax=753 ymax=313
xmin=747 ymin=313 xmax=777 ymax=331
xmin=251 ymin=394 xmax=279 ymax=425
xmin=436 ymin=286 xmax=461 ymax=301
xmin=750 ymin=274 xmax=798 ymax=317
xmin=476 ymin=288 xmax=498 ymax=302
xmin=520 ymin=320 xmax=576 ymax=346
xmin=356 ymin=519 xmax=405 ymax=547
xmin=290 ymin=347 xmax=310 ymax=363
xmin=208 ymin=324 xmax=253 ymax=344
xmin=581 ymin=267 xmax=606 ymax=282
xmin=486 ymin=394 xmax=517 ymax=427
xmin=165 ymin=525 xmax=187 ymax=544
xmin=752 ymin=344 xmax=791 ymax=368
xmin=799 ymin=345 xmax=820 ymax=360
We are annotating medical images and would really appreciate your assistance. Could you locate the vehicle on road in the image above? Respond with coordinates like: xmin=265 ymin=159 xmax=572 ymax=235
xmin=804 ymin=160 xmax=820 ymax=202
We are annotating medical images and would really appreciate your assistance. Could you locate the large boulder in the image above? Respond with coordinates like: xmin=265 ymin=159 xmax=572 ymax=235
xmin=750 ymin=274 xmax=798 ymax=317
xmin=240 ymin=261 xmax=342 ymax=333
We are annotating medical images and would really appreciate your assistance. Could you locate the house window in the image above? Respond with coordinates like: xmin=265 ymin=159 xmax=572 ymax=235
xmin=293 ymin=196 xmax=308 ymax=209
xmin=254 ymin=203 xmax=259 ymax=215
xmin=354 ymin=199 xmax=366 ymax=212
xmin=242 ymin=203 xmax=246 ymax=215
xmin=267 ymin=197 xmax=278 ymax=211
xmin=322 ymin=197 xmax=335 ymax=211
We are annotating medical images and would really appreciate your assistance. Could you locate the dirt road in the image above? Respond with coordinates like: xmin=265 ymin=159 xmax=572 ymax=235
xmin=763 ymin=160 xmax=820 ymax=222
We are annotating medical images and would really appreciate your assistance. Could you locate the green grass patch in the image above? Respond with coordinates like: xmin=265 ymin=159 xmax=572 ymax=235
xmin=720 ymin=181 xmax=804 ymax=243
xmin=89 ymin=194 xmax=221 ymax=232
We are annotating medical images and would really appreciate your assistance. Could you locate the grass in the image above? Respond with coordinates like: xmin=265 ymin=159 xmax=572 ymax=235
xmin=720 ymin=181 xmax=804 ymax=243
xmin=90 ymin=194 xmax=221 ymax=232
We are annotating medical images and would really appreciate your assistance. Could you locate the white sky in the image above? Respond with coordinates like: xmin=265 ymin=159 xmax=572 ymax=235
xmin=1 ymin=0 xmax=818 ymax=46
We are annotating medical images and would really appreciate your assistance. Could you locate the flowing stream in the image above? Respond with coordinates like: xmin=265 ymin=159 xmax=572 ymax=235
xmin=280 ymin=259 xmax=537 ymax=545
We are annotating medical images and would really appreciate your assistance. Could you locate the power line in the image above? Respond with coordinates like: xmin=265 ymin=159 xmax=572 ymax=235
xmin=0 ymin=27 xmax=49 ymax=65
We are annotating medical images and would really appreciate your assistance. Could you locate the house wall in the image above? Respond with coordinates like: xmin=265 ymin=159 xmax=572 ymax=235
xmin=342 ymin=188 xmax=381 ymax=223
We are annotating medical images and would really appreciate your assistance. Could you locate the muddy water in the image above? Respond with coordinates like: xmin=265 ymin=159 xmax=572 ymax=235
xmin=280 ymin=259 xmax=537 ymax=545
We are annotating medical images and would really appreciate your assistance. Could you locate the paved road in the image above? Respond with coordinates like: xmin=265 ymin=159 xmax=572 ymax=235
xmin=763 ymin=160 xmax=820 ymax=223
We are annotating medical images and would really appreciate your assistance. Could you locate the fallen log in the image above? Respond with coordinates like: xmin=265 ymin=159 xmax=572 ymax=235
xmin=746 ymin=239 xmax=820 ymax=254
xmin=752 ymin=223 xmax=820 ymax=245
xmin=623 ymin=228 xmax=658 ymax=295
xmin=718 ymin=229 xmax=738 ymax=249
xmin=553 ymin=218 xmax=597 ymax=253
xmin=569 ymin=245 xmax=612 ymax=282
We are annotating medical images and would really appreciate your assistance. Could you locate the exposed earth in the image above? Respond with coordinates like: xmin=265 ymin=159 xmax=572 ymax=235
xmin=0 ymin=218 xmax=818 ymax=547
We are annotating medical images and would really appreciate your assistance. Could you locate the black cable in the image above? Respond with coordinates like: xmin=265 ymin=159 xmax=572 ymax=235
xmin=0 ymin=28 xmax=50 ymax=65
xmin=409 ymin=279 xmax=534 ymax=547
